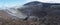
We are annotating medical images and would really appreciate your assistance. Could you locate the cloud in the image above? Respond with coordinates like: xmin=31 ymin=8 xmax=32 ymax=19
xmin=26 ymin=0 xmax=60 ymax=3
xmin=38 ymin=0 xmax=60 ymax=3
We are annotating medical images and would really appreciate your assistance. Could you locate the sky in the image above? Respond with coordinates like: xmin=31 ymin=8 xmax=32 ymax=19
xmin=0 ymin=0 xmax=26 ymax=7
xmin=0 ymin=0 xmax=60 ymax=8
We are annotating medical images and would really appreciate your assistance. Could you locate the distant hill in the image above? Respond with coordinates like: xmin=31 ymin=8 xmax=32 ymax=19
xmin=24 ymin=1 xmax=60 ymax=8
xmin=0 ymin=10 xmax=20 ymax=20
xmin=17 ymin=1 xmax=60 ymax=25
